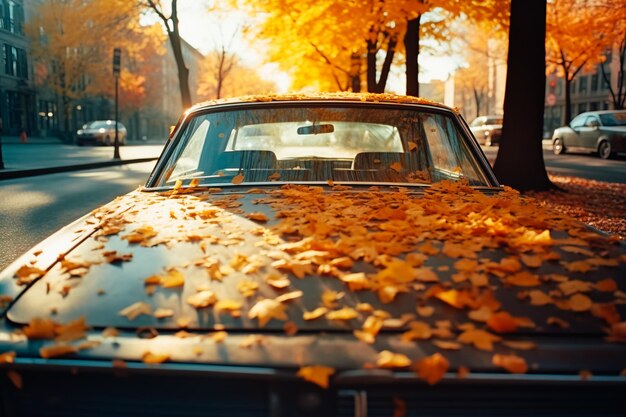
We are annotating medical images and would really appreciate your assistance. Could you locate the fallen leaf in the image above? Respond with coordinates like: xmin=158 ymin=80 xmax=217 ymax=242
xmin=487 ymin=312 xmax=518 ymax=333
xmin=492 ymin=353 xmax=528 ymax=374
xmin=248 ymin=299 xmax=288 ymax=327
xmin=414 ymin=353 xmax=449 ymax=385
xmin=297 ymin=365 xmax=335 ymax=388
xmin=6 ymin=371 xmax=22 ymax=389
xmin=376 ymin=350 xmax=411 ymax=368
xmin=458 ymin=328 xmax=501 ymax=351
xmin=232 ymin=173 xmax=245 ymax=185
xmin=119 ymin=302 xmax=152 ymax=320
xmin=142 ymin=352 xmax=170 ymax=364
xmin=39 ymin=344 xmax=77 ymax=359
xmin=23 ymin=318 xmax=57 ymax=339
xmin=0 ymin=351 xmax=16 ymax=364
xmin=187 ymin=290 xmax=217 ymax=308
xmin=303 ymin=307 xmax=328 ymax=321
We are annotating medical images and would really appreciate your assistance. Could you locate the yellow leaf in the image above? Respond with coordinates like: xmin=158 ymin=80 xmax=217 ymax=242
xmin=376 ymin=350 xmax=411 ymax=368
xmin=248 ymin=299 xmax=288 ymax=327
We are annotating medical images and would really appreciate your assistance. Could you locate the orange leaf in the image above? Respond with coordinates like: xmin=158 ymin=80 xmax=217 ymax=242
xmin=492 ymin=353 xmax=528 ymax=374
xmin=487 ymin=311 xmax=518 ymax=333
xmin=186 ymin=290 xmax=217 ymax=309
xmin=569 ymin=293 xmax=593 ymax=312
xmin=506 ymin=271 xmax=541 ymax=287
xmin=246 ymin=212 xmax=269 ymax=222
xmin=39 ymin=344 xmax=77 ymax=359
xmin=232 ymin=173 xmax=245 ymax=185
xmin=303 ymin=307 xmax=328 ymax=321
xmin=248 ymin=299 xmax=288 ymax=327
xmin=458 ymin=328 xmax=501 ymax=351
xmin=142 ymin=351 xmax=170 ymax=364
xmin=23 ymin=318 xmax=58 ymax=339
xmin=376 ymin=350 xmax=411 ymax=368
xmin=414 ymin=353 xmax=449 ymax=385
xmin=595 ymin=278 xmax=617 ymax=292
xmin=297 ymin=365 xmax=335 ymax=388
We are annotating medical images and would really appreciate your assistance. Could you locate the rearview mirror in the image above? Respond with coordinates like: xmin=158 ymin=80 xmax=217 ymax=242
xmin=297 ymin=124 xmax=334 ymax=135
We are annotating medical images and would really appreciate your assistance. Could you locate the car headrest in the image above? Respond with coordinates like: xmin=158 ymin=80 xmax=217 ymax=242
xmin=353 ymin=152 xmax=419 ymax=171
xmin=214 ymin=150 xmax=278 ymax=170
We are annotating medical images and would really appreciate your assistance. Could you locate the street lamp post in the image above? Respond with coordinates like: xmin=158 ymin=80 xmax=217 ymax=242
xmin=113 ymin=48 xmax=121 ymax=160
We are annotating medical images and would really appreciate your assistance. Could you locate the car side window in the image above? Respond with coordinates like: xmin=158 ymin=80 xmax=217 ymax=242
xmin=570 ymin=115 xmax=585 ymax=128
xmin=584 ymin=116 xmax=599 ymax=127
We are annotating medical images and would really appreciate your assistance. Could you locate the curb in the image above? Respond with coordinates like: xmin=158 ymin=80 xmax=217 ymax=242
xmin=0 ymin=157 xmax=159 ymax=181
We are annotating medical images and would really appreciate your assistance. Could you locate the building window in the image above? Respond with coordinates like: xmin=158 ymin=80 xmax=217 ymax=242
xmin=0 ymin=0 xmax=23 ymax=34
xmin=589 ymin=102 xmax=599 ymax=111
xmin=3 ymin=44 xmax=27 ymax=78
xmin=591 ymin=73 xmax=599 ymax=92
xmin=579 ymin=76 xmax=587 ymax=94
xmin=578 ymin=103 xmax=587 ymax=114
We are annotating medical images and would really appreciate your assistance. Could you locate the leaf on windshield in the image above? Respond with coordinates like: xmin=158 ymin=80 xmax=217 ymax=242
xmin=121 ymin=225 xmax=158 ymax=246
xmin=55 ymin=317 xmax=89 ymax=342
xmin=237 ymin=280 xmax=259 ymax=298
xmin=414 ymin=353 xmax=449 ymax=385
xmin=265 ymin=272 xmax=290 ymax=289
xmin=232 ymin=173 xmax=245 ymax=185
xmin=326 ymin=307 xmax=359 ymax=321
xmin=297 ymin=365 xmax=335 ymax=388
xmin=153 ymin=308 xmax=175 ymax=319
xmin=215 ymin=300 xmax=243 ymax=317
xmin=492 ymin=353 xmax=528 ymax=374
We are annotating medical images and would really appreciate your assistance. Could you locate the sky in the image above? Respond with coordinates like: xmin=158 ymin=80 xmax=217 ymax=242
xmin=172 ymin=2 xmax=458 ymax=93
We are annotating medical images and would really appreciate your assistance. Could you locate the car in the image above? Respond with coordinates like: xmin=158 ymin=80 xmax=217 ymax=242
xmin=469 ymin=115 xmax=503 ymax=146
xmin=552 ymin=110 xmax=626 ymax=159
xmin=76 ymin=120 xmax=127 ymax=146
xmin=0 ymin=93 xmax=624 ymax=416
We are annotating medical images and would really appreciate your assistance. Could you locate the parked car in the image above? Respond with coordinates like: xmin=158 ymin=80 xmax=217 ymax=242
xmin=552 ymin=110 xmax=626 ymax=159
xmin=0 ymin=93 xmax=624 ymax=416
xmin=469 ymin=115 xmax=503 ymax=146
xmin=76 ymin=120 xmax=127 ymax=146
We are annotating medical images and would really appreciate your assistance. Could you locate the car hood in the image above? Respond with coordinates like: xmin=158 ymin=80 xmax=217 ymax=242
xmin=4 ymin=183 xmax=625 ymax=342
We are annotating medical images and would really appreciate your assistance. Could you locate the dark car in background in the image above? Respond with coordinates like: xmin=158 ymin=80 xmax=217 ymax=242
xmin=0 ymin=94 xmax=624 ymax=416
xmin=552 ymin=110 xmax=626 ymax=159
xmin=76 ymin=120 xmax=127 ymax=146
xmin=469 ymin=115 xmax=503 ymax=146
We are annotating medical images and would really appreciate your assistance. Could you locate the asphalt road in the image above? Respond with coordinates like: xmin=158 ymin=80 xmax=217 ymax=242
xmin=0 ymin=162 xmax=155 ymax=270
xmin=481 ymin=146 xmax=626 ymax=184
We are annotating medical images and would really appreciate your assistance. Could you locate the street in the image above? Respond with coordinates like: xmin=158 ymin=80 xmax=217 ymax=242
xmin=0 ymin=161 xmax=155 ymax=270
xmin=481 ymin=146 xmax=626 ymax=184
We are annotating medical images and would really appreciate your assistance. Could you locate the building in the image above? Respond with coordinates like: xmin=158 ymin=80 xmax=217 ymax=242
xmin=0 ymin=0 xmax=35 ymax=136
xmin=544 ymin=46 xmax=623 ymax=137
xmin=128 ymin=37 xmax=204 ymax=142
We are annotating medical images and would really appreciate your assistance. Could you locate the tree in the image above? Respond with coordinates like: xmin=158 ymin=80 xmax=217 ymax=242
xmin=493 ymin=0 xmax=553 ymax=191
xmin=141 ymin=0 xmax=192 ymax=109
xmin=546 ymin=0 xmax=623 ymax=123
xmin=27 ymin=0 xmax=159 ymax=137
xmin=600 ymin=33 xmax=626 ymax=110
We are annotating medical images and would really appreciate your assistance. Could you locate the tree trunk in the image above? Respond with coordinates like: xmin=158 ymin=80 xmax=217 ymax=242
xmin=350 ymin=52 xmax=361 ymax=92
xmin=168 ymin=31 xmax=192 ymax=108
xmin=493 ymin=0 xmax=553 ymax=191
xmin=377 ymin=35 xmax=397 ymax=92
xmin=404 ymin=15 xmax=421 ymax=97
xmin=473 ymin=88 xmax=481 ymax=118
xmin=564 ymin=76 xmax=572 ymax=123
xmin=366 ymin=38 xmax=378 ymax=93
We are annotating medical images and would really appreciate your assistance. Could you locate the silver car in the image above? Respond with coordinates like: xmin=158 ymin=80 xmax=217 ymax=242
xmin=552 ymin=110 xmax=626 ymax=159
xmin=76 ymin=120 xmax=127 ymax=146
xmin=469 ymin=115 xmax=503 ymax=146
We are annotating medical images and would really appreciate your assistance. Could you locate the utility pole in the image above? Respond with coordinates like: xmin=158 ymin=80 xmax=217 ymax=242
xmin=113 ymin=48 xmax=121 ymax=160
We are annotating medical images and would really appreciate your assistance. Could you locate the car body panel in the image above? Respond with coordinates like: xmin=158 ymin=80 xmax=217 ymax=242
xmin=1 ymin=95 xmax=625 ymax=414
xmin=76 ymin=120 xmax=127 ymax=146
xmin=553 ymin=110 xmax=626 ymax=156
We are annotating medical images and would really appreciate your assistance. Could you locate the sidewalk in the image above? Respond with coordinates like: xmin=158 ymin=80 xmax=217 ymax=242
xmin=0 ymin=137 xmax=165 ymax=180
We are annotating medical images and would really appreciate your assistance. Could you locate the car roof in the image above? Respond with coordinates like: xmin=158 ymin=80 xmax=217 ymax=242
xmin=187 ymin=92 xmax=458 ymax=114
xmin=575 ymin=110 xmax=626 ymax=117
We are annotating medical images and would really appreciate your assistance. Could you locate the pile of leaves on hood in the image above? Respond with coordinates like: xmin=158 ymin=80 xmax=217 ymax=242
xmin=11 ymin=180 xmax=626 ymax=387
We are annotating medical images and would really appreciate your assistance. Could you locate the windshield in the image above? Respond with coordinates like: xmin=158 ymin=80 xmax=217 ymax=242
xmin=599 ymin=112 xmax=626 ymax=127
xmin=154 ymin=105 xmax=489 ymax=187
xmin=85 ymin=121 xmax=123 ymax=129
